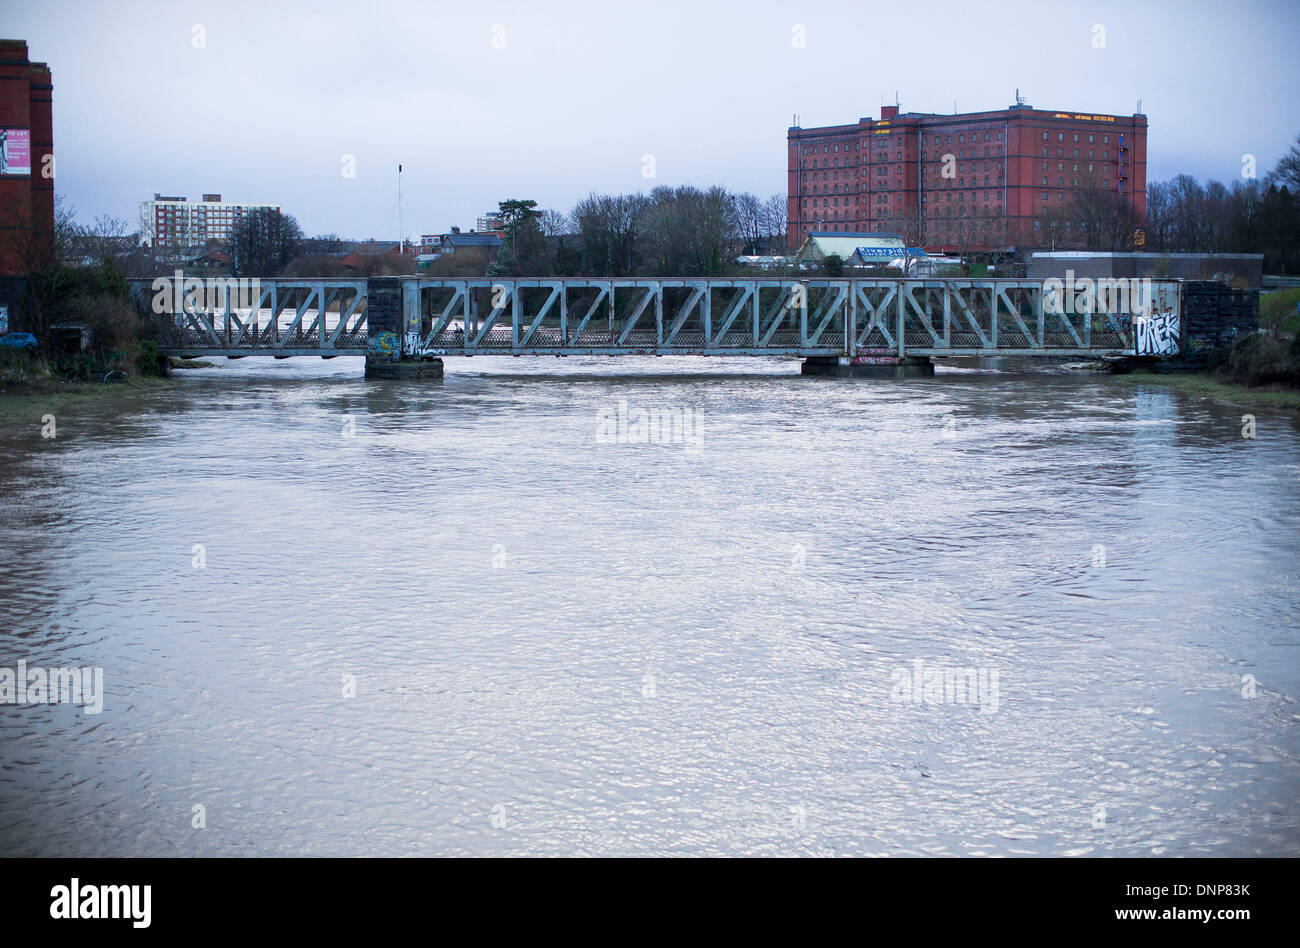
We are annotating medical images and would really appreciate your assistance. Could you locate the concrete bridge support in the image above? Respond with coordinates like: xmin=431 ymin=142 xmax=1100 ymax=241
xmin=364 ymin=276 xmax=443 ymax=380
xmin=801 ymin=356 xmax=934 ymax=378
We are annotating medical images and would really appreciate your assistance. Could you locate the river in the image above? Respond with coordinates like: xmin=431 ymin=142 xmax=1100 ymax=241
xmin=1 ymin=356 xmax=1297 ymax=856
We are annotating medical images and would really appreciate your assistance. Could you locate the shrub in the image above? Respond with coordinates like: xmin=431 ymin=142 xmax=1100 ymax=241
xmin=137 ymin=340 xmax=160 ymax=377
xmin=1213 ymin=332 xmax=1300 ymax=388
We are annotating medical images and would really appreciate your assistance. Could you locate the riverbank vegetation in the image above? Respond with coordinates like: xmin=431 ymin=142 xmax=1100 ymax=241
xmin=0 ymin=350 xmax=174 ymax=426
xmin=1116 ymin=332 xmax=1300 ymax=413
xmin=1114 ymin=370 xmax=1300 ymax=413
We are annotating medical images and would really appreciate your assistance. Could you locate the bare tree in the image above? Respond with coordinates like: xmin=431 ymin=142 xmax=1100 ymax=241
xmin=1068 ymin=177 xmax=1142 ymax=251
xmin=539 ymin=209 xmax=571 ymax=239
xmin=761 ymin=194 xmax=788 ymax=252
xmin=229 ymin=209 xmax=303 ymax=277
xmin=1272 ymin=134 xmax=1300 ymax=191
xmin=572 ymin=192 xmax=647 ymax=276
xmin=734 ymin=192 xmax=763 ymax=254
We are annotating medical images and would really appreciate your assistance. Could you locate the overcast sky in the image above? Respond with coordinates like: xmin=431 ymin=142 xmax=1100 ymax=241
xmin=9 ymin=0 xmax=1299 ymax=240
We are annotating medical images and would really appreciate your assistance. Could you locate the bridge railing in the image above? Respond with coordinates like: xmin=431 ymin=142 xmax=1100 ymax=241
xmin=135 ymin=276 xmax=1181 ymax=358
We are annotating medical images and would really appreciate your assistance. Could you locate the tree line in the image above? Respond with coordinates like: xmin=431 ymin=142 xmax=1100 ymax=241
xmin=473 ymin=186 xmax=788 ymax=278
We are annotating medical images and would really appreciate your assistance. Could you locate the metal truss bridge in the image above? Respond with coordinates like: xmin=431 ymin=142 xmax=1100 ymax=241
xmin=134 ymin=277 xmax=1181 ymax=361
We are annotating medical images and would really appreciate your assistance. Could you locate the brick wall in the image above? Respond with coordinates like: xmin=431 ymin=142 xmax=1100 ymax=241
xmin=0 ymin=40 xmax=53 ymax=275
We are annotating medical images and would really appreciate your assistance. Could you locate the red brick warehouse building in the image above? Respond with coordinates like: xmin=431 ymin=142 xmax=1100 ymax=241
xmin=787 ymin=99 xmax=1147 ymax=252
xmin=0 ymin=39 xmax=54 ymax=276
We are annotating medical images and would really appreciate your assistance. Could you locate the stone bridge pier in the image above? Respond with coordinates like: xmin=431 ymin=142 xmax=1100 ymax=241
xmin=364 ymin=276 xmax=443 ymax=380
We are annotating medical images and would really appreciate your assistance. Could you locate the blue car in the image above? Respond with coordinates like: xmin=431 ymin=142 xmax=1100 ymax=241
xmin=0 ymin=332 xmax=38 ymax=354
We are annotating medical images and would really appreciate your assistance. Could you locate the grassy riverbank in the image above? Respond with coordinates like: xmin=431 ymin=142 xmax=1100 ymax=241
xmin=0 ymin=373 xmax=177 ymax=426
xmin=1113 ymin=370 xmax=1300 ymax=413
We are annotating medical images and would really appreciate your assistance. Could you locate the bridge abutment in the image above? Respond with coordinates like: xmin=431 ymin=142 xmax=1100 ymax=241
xmin=801 ymin=356 xmax=934 ymax=379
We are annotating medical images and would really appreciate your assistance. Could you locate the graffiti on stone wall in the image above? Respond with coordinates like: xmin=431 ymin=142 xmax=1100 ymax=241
xmin=370 ymin=331 xmax=399 ymax=355
xmin=1135 ymin=307 xmax=1179 ymax=356
xmin=1134 ymin=284 xmax=1181 ymax=356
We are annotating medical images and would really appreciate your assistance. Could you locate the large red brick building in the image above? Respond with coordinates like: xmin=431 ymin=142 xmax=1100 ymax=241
xmin=0 ymin=39 xmax=54 ymax=275
xmin=787 ymin=100 xmax=1147 ymax=252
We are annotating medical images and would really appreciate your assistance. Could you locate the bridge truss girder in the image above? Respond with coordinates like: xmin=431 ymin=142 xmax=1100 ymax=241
xmin=137 ymin=277 xmax=1168 ymax=359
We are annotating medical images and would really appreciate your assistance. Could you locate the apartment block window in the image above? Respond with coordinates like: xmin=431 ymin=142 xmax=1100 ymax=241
xmin=1073 ymin=178 xmax=1079 ymax=187
xmin=1042 ymin=131 xmax=1048 ymax=140
xmin=1103 ymin=135 xmax=1109 ymax=144
xmin=1073 ymin=133 xmax=1079 ymax=142
xmin=1058 ymin=132 xmax=1064 ymax=141
xmin=1088 ymin=134 xmax=1095 ymax=143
